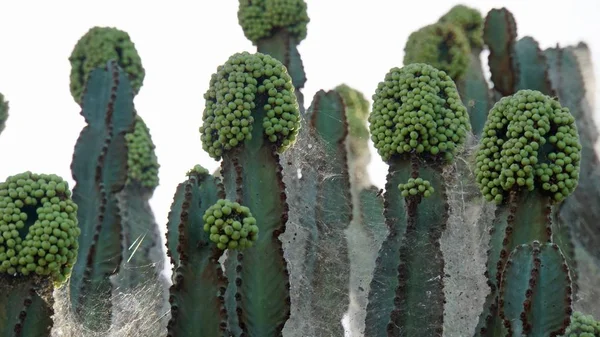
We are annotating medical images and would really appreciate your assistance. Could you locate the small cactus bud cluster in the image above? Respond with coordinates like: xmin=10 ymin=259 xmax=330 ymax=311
xmin=200 ymin=52 xmax=300 ymax=160
xmin=238 ymin=0 xmax=310 ymax=45
xmin=0 ymin=172 xmax=80 ymax=285
xmin=186 ymin=164 xmax=210 ymax=178
xmin=475 ymin=90 xmax=581 ymax=204
xmin=0 ymin=93 xmax=8 ymax=135
xmin=438 ymin=5 xmax=485 ymax=49
xmin=125 ymin=115 xmax=160 ymax=189
xmin=561 ymin=311 xmax=600 ymax=336
xmin=203 ymin=199 xmax=258 ymax=250
xmin=69 ymin=26 xmax=145 ymax=103
xmin=403 ymin=23 xmax=470 ymax=81
xmin=398 ymin=178 xmax=435 ymax=198
xmin=369 ymin=63 xmax=470 ymax=162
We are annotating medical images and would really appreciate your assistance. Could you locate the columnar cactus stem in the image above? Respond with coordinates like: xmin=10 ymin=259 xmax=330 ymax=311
xmin=164 ymin=165 xmax=228 ymax=337
xmin=365 ymin=63 xmax=470 ymax=337
xmin=473 ymin=89 xmax=581 ymax=335
xmin=238 ymin=0 xmax=309 ymax=111
xmin=483 ymin=8 xmax=518 ymax=98
xmin=200 ymin=52 xmax=300 ymax=336
xmin=0 ymin=93 xmax=8 ymax=137
xmin=69 ymin=61 xmax=136 ymax=330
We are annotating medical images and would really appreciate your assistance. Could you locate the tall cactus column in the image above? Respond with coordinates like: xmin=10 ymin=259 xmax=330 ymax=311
xmin=238 ymin=0 xmax=309 ymax=111
xmin=473 ymin=90 xmax=581 ymax=336
xmin=364 ymin=63 xmax=471 ymax=337
xmin=68 ymin=61 xmax=136 ymax=330
xmin=199 ymin=52 xmax=300 ymax=336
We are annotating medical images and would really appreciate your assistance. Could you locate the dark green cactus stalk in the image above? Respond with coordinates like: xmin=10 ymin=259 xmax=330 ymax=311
xmin=483 ymin=8 xmax=518 ymax=98
xmin=238 ymin=0 xmax=309 ymax=110
xmin=0 ymin=93 xmax=8 ymax=136
xmin=365 ymin=63 xmax=470 ymax=337
xmin=499 ymin=241 xmax=573 ymax=336
xmin=164 ymin=165 xmax=229 ymax=337
xmin=69 ymin=60 xmax=136 ymax=331
xmin=561 ymin=311 xmax=600 ymax=336
xmin=69 ymin=26 xmax=145 ymax=104
xmin=0 ymin=171 xmax=80 ymax=336
xmin=473 ymin=89 xmax=581 ymax=336
xmin=200 ymin=51 xmax=300 ymax=336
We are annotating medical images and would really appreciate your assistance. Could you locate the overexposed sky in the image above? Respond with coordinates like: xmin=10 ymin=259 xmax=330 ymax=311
xmin=0 ymin=0 xmax=598 ymax=257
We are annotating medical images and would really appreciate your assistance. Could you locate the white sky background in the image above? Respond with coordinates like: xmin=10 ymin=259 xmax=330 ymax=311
xmin=0 ymin=0 xmax=599 ymax=276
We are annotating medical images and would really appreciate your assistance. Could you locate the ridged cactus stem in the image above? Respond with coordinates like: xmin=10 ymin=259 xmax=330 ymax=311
xmin=473 ymin=89 xmax=581 ymax=335
xmin=299 ymin=90 xmax=352 ymax=336
xmin=456 ymin=47 xmax=493 ymax=136
xmin=200 ymin=52 xmax=299 ymax=336
xmin=0 ymin=277 xmax=54 ymax=337
xmin=69 ymin=60 xmax=136 ymax=330
xmin=365 ymin=63 xmax=471 ymax=337
xmin=165 ymin=166 xmax=228 ymax=337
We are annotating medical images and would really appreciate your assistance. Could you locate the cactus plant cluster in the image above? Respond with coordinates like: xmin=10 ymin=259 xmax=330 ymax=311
xmin=0 ymin=1 xmax=598 ymax=337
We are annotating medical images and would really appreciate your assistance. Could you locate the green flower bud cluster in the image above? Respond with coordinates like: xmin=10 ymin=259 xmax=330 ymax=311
xmin=0 ymin=93 xmax=8 ymax=135
xmin=561 ymin=311 xmax=600 ymax=337
xmin=238 ymin=0 xmax=310 ymax=45
xmin=369 ymin=63 xmax=470 ymax=162
xmin=0 ymin=172 xmax=80 ymax=285
xmin=200 ymin=52 xmax=301 ymax=160
xmin=186 ymin=164 xmax=210 ymax=178
xmin=69 ymin=26 xmax=145 ymax=103
xmin=125 ymin=115 xmax=160 ymax=189
xmin=398 ymin=178 xmax=435 ymax=198
xmin=202 ymin=199 xmax=258 ymax=250
xmin=404 ymin=23 xmax=470 ymax=81
xmin=438 ymin=5 xmax=485 ymax=49
xmin=475 ymin=90 xmax=582 ymax=204
xmin=335 ymin=84 xmax=370 ymax=140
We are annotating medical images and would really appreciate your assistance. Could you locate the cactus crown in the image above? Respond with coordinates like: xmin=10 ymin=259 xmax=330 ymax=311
xmin=186 ymin=164 xmax=210 ymax=178
xmin=438 ymin=5 xmax=484 ymax=49
xmin=69 ymin=26 xmax=145 ymax=103
xmin=335 ymin=84 xmax=370 ymax=140
xmin=199 ymin=52 xmax=301 ymax=160
xmin=238 ymin=0 xmax=310 ymax=45
xmin=0 ymin=93 xmax=8 ymax=135
xmin=203 ymin=199 xmax=258 ymax=250
xmin=561 ymin=312 xmax=600 ymax=336
xmin=403 ymin=23 xmax=471 ymax=81
xmin=369 ymin=63 xmax=470 ymax=162
xmin=125 ymin=115 xmax=160 ymax=190
xmin=0 ymin=172 xmax=80 ymax=286
xmin=475 ymin=89 xmax=582 ymax=204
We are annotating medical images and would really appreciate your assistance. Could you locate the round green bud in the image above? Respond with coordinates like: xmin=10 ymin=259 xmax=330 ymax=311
xmin=398 ymin=178 xmax=435 ymax=198
xmin=186 ymin=164 xmax=210 ymax=178
xmin=200 ymin=52 xmax=301 ymax=160
xmin=438 ymin=5 xmax=485 ymax=49
xmin=561 ymin=311 xmax=600 ymax=336
xmin=0 ymin=172 xmax=80 ymax=286
xmin=475 ymin=90 xmax=582 ymax=204
xmin=403 ymin=23 xmax=471 ymax=80
xmin=0 ymin=93 xmax=8 ymax=136
xmin=369 ymin=63 xmax=470 ymax=162
xmin=69 ymin=26 xmax=145 ymax=104
xmin=335 ymin=84 xmax=370 ymax=140
xmin=203 ymin=199 xmax=258 ymax=250
xmin=125 ymin=115 xmax=160 ymax=190
xmin=238 ymin=0 xmax=310 ymax=45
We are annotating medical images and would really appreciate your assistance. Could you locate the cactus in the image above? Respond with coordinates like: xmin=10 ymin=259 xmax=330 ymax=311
xmin=68 ymin=61 xmax=136 ymax=330
xmin=199 ymin=51 xmax=300 ymax=336
xmin=561 ymin=311 xmax=600 ymax=336
xmin=473 ymin=89 xmax=581 ymax=335
xmin=365 ymin=63 xmax=470 ymax=337
xmin=164 ymin=165 xmax=229 ymax=336
xmin=0 ymin=172 xmax=80 ymax=336
xmin=0 ymin=93 xmax=8 ymax=136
